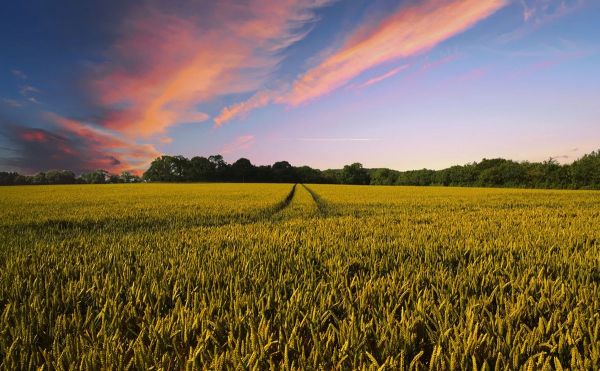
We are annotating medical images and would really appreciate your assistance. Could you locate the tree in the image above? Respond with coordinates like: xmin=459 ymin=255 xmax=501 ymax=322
xmin=81 ymin=170 xmax=109 ymax=184
xmin=341 ymin=163 xmax=370 ymax=185
xmin=571 ymin=150 xmax=600 ymax=188
xmin=395 ymin=169 xmax=436 ymax=186
xmin=208 ymin=154 xmax=229 ymax=179
xmin=120 ymin=171 xmax=140 ymax=183
xmin=272 ymin=161 xmax=296 ymax=183
xmin=231 ymin=158 xmax=255 ymax=182
xmin=208 ymin=155 xmax=227 ymax=171
xmin=296 ymin=166 xmax=324 ymax=184
xmin=143 ymin=156 xmax=189 ymax=182
xmin=371 ymin=168 xmax=398 ymax=185
xmin=45 ymin=170 xmax=76 ymax=184
xmin=172 ymin=155 xmax=191 ymax=180
xmin=32 ymin=172 xmax=47 ymax=185
xmin=189 ymin=156 xmax=215 ymax=181
xmin=0 ymin=172 xmax=19 ymax=185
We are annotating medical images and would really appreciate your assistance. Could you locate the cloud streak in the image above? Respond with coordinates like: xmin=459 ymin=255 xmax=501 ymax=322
xmin=2 ymin=99 xmax=23 ymax=108
xmin=216 ymin=0 xmax=506 ymax=123
xmin=292 ymin=137 xmax=380 ymax=142
xmin=520 ymin=0 xmax=584 ymax=24
xmin=0 ymin=113 xmax=159 ymax=175
xmin=281 ymin=0 xmax=507 ymax=105
xmin=215 ymin=90 xmax=276 ymax=126
xmin=356 ymin=65 xmax=410 ymax=89
xmin=48 ymin=113 xmax=160 ymax=172
xmin=221 ymin=135 xmax=256 ymax=155
xmin=93 ymin=0 xmax=332 ymax=136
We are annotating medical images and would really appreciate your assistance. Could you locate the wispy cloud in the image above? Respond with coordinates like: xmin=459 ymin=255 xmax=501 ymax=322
xmin=40 ymin=113 xmax=160 ymax=173
xmin=355 ymin=65 xmax=410 ymax=89
xmin=17 ymin=84 xmax=42 ymax=105
xmin=19 ymin=85 xmax=40 ymax=97
xmin=499 ymin=0 xmax=586 ymax=43
xmin=93 ymin=0 xmax=332 ymax=137
xmin=519 ymin=0 xmax=584 ymax=24
xmin=215 ymin=89 xmax=276 ymax=126
xmin=215 ymin=0 xmax=505 ymax=124
xmin=292 ymin=137 xmax=380 ymax=142
xmin=221 ymin=135 xmax=256 ymax=154
xmin=11 ymin=69 xmax=27 ymax=80
xmin=8 ymin=70 xmax=43 ymax=106
xmin=281 ymin=0 xmax=507 ymax=106
xmin=506 ymin=49 xmax=592 ymax=80
xmin=2 ymin=98 xmax=23 ymax=108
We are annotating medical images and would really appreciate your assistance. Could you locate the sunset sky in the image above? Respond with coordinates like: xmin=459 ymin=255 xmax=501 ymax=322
xmin=1 ymin=0 xmax=599 ymax=174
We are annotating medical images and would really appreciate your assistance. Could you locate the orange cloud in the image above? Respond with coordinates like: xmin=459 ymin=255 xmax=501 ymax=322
xmin=159 ymin=137 xmax=173 ymax=144
xmin=214 ymin=90 xmax=275 ymax=126
xmin=282 ymin=0 xmax=507 ymax=106
xmin=94 ymin=0 xmax=332 ymax=137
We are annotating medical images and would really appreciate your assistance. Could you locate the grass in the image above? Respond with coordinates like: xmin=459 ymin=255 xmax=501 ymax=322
xmin=1 ymin=183 xmax=599 ymax=369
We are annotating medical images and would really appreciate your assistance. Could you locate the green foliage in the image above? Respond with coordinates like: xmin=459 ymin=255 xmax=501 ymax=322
xmin=571 ymin=150 xmax=600 ymax=188
xmin=2 ymin=149 xmax=600 ymax=189
xmin=80 ymin=169 xmax=110 ymax=184
xmin=1 ymin=184 xmax=599 ymax=369
xmin=370 ymin=168 xmax=398 ymax=185
xmin=341 ymin=162 xmax=371 ymax=185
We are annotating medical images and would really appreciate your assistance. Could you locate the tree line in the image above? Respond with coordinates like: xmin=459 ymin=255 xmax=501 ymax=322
xmin=0 ymin=169 xmax=141 ymax=185
xmin=1 ymin=150 xmax=599 ymax=189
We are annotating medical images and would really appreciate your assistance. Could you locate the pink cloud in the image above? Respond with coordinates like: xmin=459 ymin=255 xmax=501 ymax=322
xmin=47 ymin=113 xmax=160 ymax=174
xmin=221 ymin=135 xmax=256 ymax=155
xmin=159 ymin=137 xmax=173 ymax=144
xmin=281 ymin=0 xmax=507 ymax=106
xmin=214 ymin=90 xmax=276 ymax=126
xmin=420 ymin=54 xmax=463 ymax=72
xmin=20 ymin=129 xmax=49 ymax=143
xmin=92 ymin=0 xmax=332 ymax=137
xmin=356 ymin=65 xmax=410 ymax=89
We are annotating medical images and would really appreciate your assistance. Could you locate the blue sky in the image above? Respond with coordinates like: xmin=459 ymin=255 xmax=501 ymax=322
xmin=1 ymin=0 xmax=599 ymax=174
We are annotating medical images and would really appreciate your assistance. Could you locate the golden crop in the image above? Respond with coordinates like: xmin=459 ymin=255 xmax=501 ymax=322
xmin=0 ymin=183 xmax=598 ymax=370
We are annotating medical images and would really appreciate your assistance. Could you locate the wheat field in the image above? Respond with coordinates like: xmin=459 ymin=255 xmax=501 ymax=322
xmin=1 ymin=183 xmax=599 ymax=370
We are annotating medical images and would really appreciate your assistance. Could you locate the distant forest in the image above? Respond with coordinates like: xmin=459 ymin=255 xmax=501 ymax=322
xmin=2 ymin=150 xmax=600 ymax=189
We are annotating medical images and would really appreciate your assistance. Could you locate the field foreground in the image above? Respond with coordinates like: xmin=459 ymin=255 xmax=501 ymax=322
xmin=1 ymin=183 xmax=599 ymax=370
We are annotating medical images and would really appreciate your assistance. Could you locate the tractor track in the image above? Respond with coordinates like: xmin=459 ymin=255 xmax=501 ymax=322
xmin=9 ymin=183 xmax=329 ymax=236
xmin=301 ymin=184 xmax=332 ymax=216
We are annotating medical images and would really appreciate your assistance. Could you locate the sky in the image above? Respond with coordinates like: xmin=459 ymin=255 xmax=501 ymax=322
xmin=0 ymin=0 xmax=599 ymax=174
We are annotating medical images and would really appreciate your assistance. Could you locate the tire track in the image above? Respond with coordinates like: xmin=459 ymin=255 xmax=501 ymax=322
xmin=11 ymin=184 xmax=300 ymax=235
xmin=301 ymin=184 xmax=333 ymax=216
xmin=270 ymin=183 xmax=297 ymax=214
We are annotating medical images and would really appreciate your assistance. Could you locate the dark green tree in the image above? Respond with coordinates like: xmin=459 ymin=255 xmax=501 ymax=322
xmin=189 ymin=156 xmax=215 ymax=181
xmin=371 ymin=168 xmax=398 ymax=185
xmin=231 ymin=158 xmax=255 ymax=182
xmin=341 ymin=163 xmax=370 ymax=185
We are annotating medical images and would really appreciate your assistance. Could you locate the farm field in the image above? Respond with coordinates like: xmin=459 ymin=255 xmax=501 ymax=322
xmin=1 ymin=183 xmax=599 ymax=370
